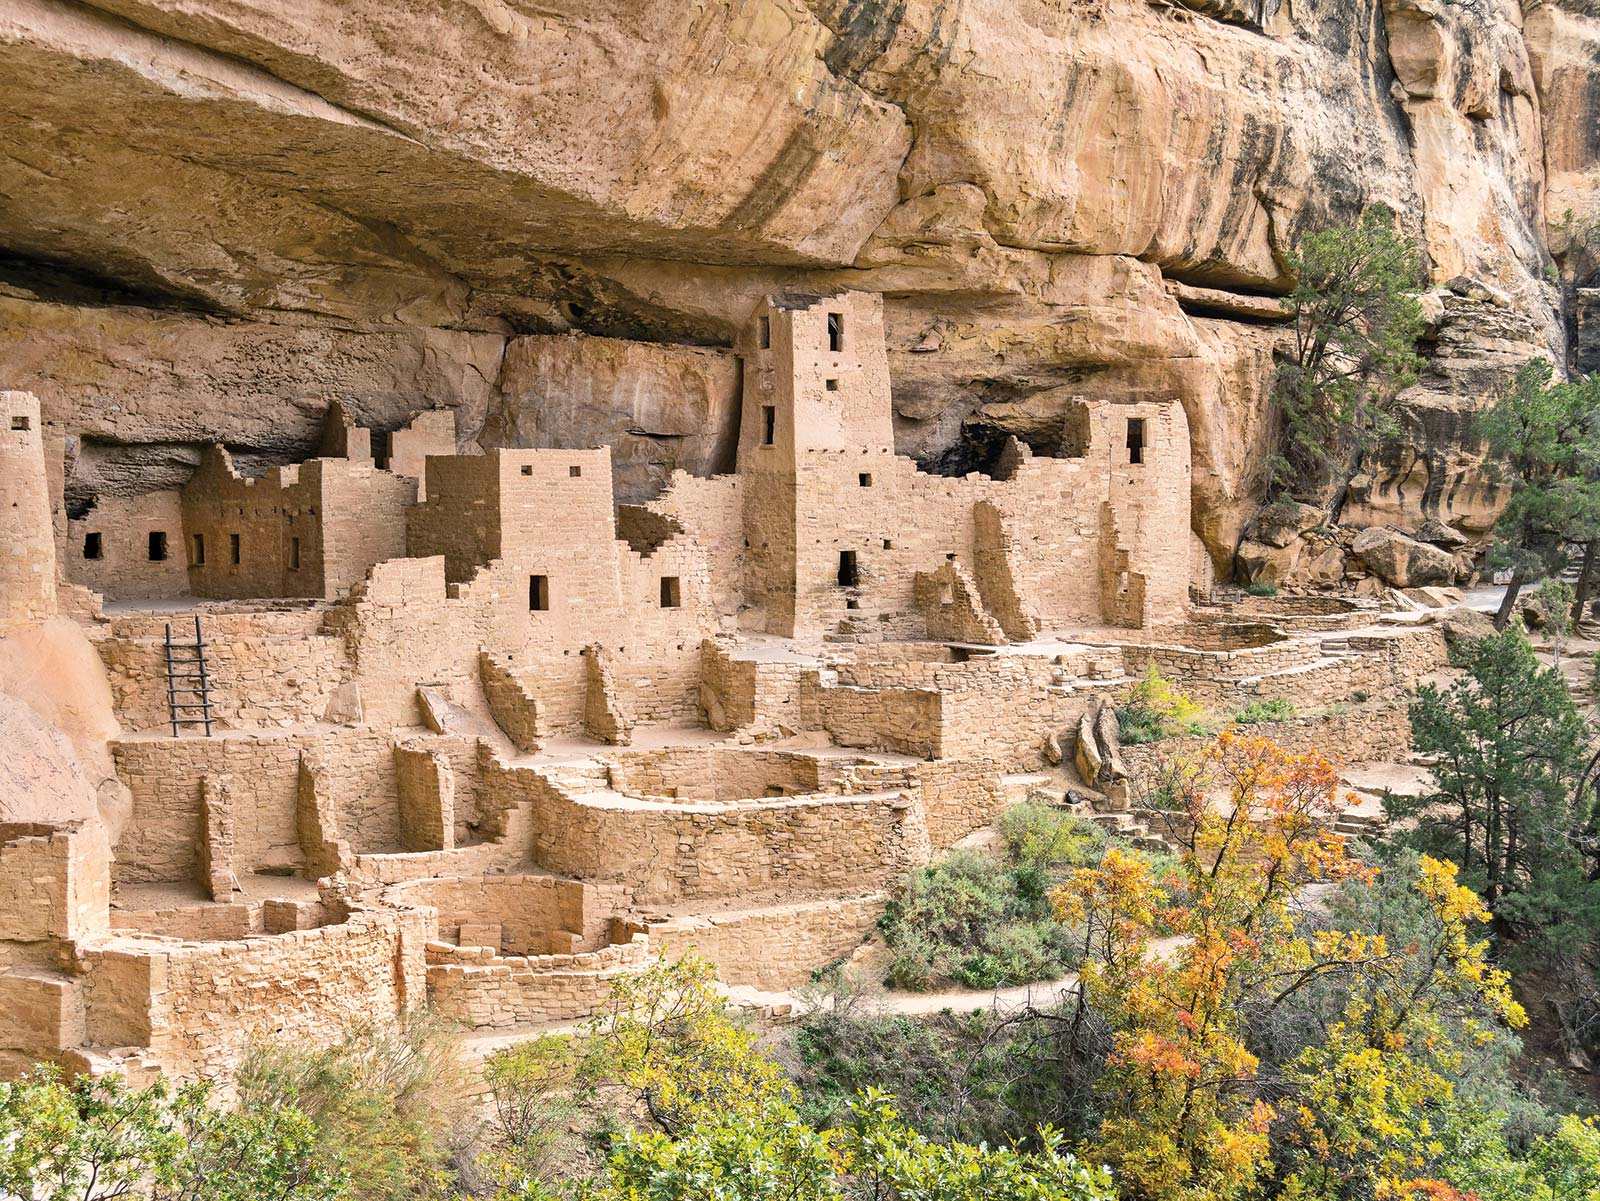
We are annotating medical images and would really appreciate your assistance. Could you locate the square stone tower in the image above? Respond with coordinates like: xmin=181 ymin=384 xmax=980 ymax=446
xmin=0 ymin=392 xmax=57 ymax=631
xmin=735 ymin=292 xmax=893 ymax=636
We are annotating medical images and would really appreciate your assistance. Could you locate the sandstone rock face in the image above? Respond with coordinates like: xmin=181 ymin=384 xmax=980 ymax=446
xmin=0 ymin=0 xmax=1594 ymax=578
xmin=1351 ymin=526 xmax=1459 ymax=588
xmin=486 ymin=335 xmax=741 ymax=503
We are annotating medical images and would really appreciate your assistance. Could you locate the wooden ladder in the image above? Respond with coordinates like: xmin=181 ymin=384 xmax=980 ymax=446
xmin=164 ymin=615 xmax=215 ymax=738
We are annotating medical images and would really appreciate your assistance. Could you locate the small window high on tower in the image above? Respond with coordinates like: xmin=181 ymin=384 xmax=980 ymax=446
xmin=827 ymin=312 xmax=844 ymax=353
xmin=1126 ymin=417 xmax=1147 ymax=465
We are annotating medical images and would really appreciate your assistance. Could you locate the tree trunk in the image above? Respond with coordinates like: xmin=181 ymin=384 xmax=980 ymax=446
xmin=1485 ymin=789 xmax=1503 ymax=909
xmin=1494 ymin=569 xmax=1526 ymax=630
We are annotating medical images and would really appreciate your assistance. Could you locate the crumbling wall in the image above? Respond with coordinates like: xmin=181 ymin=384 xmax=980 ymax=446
xmin=425 ymin=935 xmax=648 ymax=1029
xmin=478 ymin=651 xmax=542 ymax=753
xmin=505 ymin=762 xmax=928 ymax=906
xmin=913 ymin=560 xmax=1007 ymax=645
xmin=111 ymin=728 xmax=419 ymax=884
xmin=81 ymin=905 xmax=428 ymax=1080
xmin=394 ymin=742 xmax=455 ymax=853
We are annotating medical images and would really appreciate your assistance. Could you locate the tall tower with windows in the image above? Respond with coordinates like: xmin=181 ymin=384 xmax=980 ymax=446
xmin=0 ymin=391 xmax=57 ymax=631
xmin=735 ymin=292 xmax=893 ymax=636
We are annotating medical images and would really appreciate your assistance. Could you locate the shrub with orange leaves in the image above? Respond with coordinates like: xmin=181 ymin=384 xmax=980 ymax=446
xmin=1049 ymin=732 xmax=1526 ymax=1201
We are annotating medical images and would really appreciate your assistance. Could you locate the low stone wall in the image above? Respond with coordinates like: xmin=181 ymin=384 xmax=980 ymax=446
xmin=381 ymin=872 xmax=624 ymax=954
xmin=499 ymin=762 xmax=929 ymax=906
xmin=425 ymin=934 xmax=648 ymax=1029
xmin=602 ymin=747 xmax=839 ymax=802
xmin=646 ymin=893 xmax=885 ymax=990
xmin=805 ymin=678 xmax=942 ymax=759
xmin=1120 ymin=702 xmax=1415 ymax=774
xmin=80 ymin=902 xmax=428 ymax=1080
xmin=918 ymin=759 xmax=1009 ymax=847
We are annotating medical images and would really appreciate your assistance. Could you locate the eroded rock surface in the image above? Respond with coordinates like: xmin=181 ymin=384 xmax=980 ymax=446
xmin=0 ymin=0 xmax=1594 ymax=577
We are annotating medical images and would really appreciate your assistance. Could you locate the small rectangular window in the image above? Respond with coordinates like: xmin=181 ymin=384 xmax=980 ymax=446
xmin=10 ymin=415 xmax=28 ymax=431
xmin=83 ymin=533 xmax=102 ymax=561
xmin=761 ymin=405 xmax=776 ymax=446
xmin=825 ymin=378 xmax=839 ymax=392
xmin=529 ymin=574 xmax=549 ymax=612
xmin=289 ymin=537 xmax=301 ymax=570
xmin=659 ymin=576 xmax=681 ymax=608
xmin=757 ymin=315 xmax=771 ymax=350
xmin=882 ymin=539 xmax=892 ymax=550
xmin=148 ymin=531 xmax=168 ymax=562
xmin=521 ymin=464 xmax=533 ymax=476
xmin=837 ymin=550 xmax=858 ymax=588
xmin=827 ymin=312 xmax=844 ymax=353
xmin=1126 ymin=418 xmax=1146 ymax=465
xmin=192 ymin=534 xmax=205 ymax=565
xmin=858 ymin=473 xmax=872 ymax=487
xmin=569 ymin=465 xmax=582 ymax=478
xmin=229 ymin=533 xmax=241 ymax=565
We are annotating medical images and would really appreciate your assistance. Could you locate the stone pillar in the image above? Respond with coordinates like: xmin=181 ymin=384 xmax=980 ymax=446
xmin=394 ymin=741 xmax=455 ymax=852
xmin=0 ymin=392 xmax=57 ymax=631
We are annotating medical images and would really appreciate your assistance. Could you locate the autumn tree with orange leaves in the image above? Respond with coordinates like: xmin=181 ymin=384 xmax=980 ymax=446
xmin=1050 ymin=731 xmax=1527 ymax=1201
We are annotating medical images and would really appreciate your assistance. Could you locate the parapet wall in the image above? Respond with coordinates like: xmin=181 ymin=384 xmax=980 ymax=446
xmin=647 ymin=893 xmax=885 ymax=990
xmin=492 ymin=761 xmax=930 ymax=906
xmin=81 ymin=903 xmax=427 ymax=1081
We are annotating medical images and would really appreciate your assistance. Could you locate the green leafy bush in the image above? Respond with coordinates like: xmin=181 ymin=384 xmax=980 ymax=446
xmin=1233 ymin=698 xmax=1295 ymax=725
xmin=542 ymin=1093 xmax=1112 ymax=1201
xmin=0 ymin=1063 xmax=345 ymax=1201
xmin=879 ymin=849 xmax=1081 ymax=991
xmin=1244 ymin=581 xmax=1279 ymax=597
xmin=479 ymin=1036 xmax=582 ymax=1192
xmin=237 ymin=1011 xmax=471 ymax=1200
xmin=1115 ymin=665 xmax=1208 ymax=744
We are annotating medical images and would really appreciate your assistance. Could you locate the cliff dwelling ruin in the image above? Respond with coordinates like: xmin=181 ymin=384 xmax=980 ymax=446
xmin=1 ymin=292 xmax=1457 ymax=1082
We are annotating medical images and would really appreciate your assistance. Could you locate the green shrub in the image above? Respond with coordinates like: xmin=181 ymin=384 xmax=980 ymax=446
xmin=1116 ymin=665 xmax=1208 ymax=744
xmin=0 ymin=1064 xmax=345 ymax=1201
xmin=789 ymin=996 xmax=1079 ymax=1148
xmin=479 ymin=1036 xmax=581 ymax=1191
xmin=997 ymin=804 xmax=1107 ymax=875
xmin=879 ymin=850 xmax=1080 ymax=992
xmin=1244 ymin=581 xmax=1279 ymax=597
xmin=237 ymin=1011 xmax=472 ymax=1200
xmin=1233 ymin=698 xmax=1296 ymax=725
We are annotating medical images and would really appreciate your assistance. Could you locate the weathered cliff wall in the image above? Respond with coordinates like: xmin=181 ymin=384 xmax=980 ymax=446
xmin=1 ymin=0 xmax=1595 ymax=573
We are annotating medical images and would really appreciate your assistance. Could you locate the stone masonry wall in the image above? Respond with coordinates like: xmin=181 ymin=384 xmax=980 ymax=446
xmin=98 ymin=608 xmax=349 ymax=733
xmin=80 ymin=905 xmax=427 ymax=1080
xmin=425 ymin=935 xmax=647 ymax=1030
xmin=647 ymin=893 xmax=885 ymax=990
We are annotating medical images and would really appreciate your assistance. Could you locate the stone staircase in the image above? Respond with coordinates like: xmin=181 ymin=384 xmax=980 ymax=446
xmin=1086 ymin=810 xmax=1177 ymax=856
xmin=1331 ymin=808 xmax=1389 ymax=842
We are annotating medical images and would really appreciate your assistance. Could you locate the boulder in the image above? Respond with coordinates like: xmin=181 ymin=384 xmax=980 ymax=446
xmin=1073 ymin=711 xmax=1103 ymax=788
xmin=1414 ymin=517 xmax=1470 ymax=548
xmin=1249 ymin=500 xmax=1323 ymax=549
xmin=1235 ymin=539 xmax=1301 ymax=586
xmin=1351 ymin=527 xmax=1458 ymax=588
xmin=1426 ymin=607 xmax=1496 ymax=645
